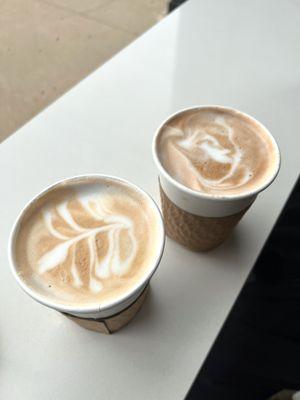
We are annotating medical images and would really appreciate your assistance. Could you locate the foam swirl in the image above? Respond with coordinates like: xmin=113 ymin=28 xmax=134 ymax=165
xmin=157 ymin=108 xmax=276 ymax=195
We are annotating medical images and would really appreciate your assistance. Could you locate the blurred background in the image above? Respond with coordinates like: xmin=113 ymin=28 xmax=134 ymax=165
xmin=1 ymin=0 xmax=184 ymax=143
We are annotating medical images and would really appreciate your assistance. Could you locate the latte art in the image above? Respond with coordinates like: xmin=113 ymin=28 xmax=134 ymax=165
xmin=14 ymin=178 xmax=162 ymax=306
xmin=157 ymin=108 xmax=277 ymax=195
xmin=38 ymin=197 xmax=138 ymax=293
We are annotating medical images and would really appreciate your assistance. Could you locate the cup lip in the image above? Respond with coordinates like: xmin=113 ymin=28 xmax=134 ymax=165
xmin=152 ymin=105 xmax=281 ymax=202
xmin=8 ymin=174 xmax=165 ymax=315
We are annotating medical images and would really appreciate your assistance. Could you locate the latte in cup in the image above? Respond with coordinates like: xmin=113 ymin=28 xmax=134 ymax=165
xmin=157 ymin=107 xmax=278 ymax=196
xmin=10 ymin=176 xmax=164 ymax=320
xmin=153 ymin=106 xmax=280 ymax=251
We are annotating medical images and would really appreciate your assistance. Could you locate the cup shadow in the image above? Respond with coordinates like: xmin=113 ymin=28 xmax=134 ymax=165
xmin=120 ymin=286 xmax=164 ymax=333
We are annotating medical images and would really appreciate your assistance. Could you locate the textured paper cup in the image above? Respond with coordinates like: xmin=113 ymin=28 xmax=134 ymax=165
xmin=9 ymin=175 xmax=165 ymax=333
xmin=153 ymin=106 xmax=281 ymax=251
xmin=64 ymin=285 xmax=149 ymax=334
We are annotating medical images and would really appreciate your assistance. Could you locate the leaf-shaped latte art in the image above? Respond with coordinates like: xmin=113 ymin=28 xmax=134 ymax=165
xmin=37 ymin=198 xmax=138 ymax=293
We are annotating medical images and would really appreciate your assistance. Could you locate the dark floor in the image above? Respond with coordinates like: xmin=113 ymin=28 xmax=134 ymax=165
xmin=169 ymin=0 xmax=188 ymax=12
xmin=186 ymin=177 xmax=300 ymax=400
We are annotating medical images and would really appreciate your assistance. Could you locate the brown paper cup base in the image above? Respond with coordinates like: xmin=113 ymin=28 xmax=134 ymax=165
xmin=64 ymin=285 xmax=149 ymax=334
xmin=160 ymin=184 xmax=249 ymax=251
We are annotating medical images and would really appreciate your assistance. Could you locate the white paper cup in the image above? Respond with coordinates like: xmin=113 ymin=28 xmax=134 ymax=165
xmin=8 ymin=175 xmax=165 ymax=326
xmin=153 ymin=106 xmax=280 ymax=251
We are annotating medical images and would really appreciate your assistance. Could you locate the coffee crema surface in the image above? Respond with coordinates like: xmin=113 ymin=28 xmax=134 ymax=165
xmin=14 ymin=178 xmax=162 ymax=307
xmin=157 ymin=107 xmax=278 ymax=196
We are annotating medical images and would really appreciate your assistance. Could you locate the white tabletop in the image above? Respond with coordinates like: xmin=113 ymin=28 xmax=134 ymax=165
xmin=1 ymin=0 xmax=300 ymax=399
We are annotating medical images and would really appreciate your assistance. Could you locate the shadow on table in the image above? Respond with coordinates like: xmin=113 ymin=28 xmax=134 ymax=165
xmin=185 ymin=177 xmax=300 ymax=399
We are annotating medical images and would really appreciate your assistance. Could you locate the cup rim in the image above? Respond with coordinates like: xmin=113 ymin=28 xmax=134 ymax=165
xmin=152 ymin=105 xmax=281 ymax=202
xmin=8 ymin=174 xmax=165 ymax=315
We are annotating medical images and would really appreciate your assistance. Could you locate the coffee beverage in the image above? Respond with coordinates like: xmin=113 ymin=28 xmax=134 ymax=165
xmin=13 ymin=177 xmax=163 ymax=307
xmin=156 ymin=107 xmax=278 ymax=196
xmin=153 ymin=106 xmax=280 ymax=251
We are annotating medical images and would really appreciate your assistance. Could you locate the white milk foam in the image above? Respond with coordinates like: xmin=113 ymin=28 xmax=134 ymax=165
xmin=38 ymin=187 xmax=138 ymax=294
xmin=15 ymin=179 xmax=161 ymax=305
xmin=158 ymin=108 xmax=276 ymax=195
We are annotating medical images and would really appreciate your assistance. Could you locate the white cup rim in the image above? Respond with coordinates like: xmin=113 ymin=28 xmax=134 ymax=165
xmin=8 ymin=174 xmax=165 ymax=315
xmin=152 ymin=105 xmax=281 ymax=202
